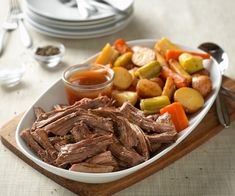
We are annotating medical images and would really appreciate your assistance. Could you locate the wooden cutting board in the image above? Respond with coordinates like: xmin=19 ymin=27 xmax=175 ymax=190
xmin=1 ymin=76 xmax=235 ymax=196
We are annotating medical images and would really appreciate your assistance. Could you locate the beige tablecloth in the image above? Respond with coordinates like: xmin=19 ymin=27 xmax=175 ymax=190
xmin=1 ymin=0 xmax=235 ymax=195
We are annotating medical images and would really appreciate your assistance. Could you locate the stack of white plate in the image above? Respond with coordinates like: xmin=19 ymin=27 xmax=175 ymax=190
xmin=24 ymin=0 xmax=134 ymax=39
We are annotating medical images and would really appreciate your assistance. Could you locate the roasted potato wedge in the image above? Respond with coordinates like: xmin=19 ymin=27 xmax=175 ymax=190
xmin=192 ymin=75 xmax=212 ymax=97
xmin=132 ymin=47 xmax=155 ymax=67
xmin=179 ymin=53 xmax=203 ymax=74
xmin=140 ymin=96 xmax=170 ymax=114
xmin=193 ymin=68 xmax=210 ymax=76
xmin=169 ymin=59 xmax=192 ymax=85
xmin=112 ymin=90 xmax=138 ymax=106
xmin=135 ymin=61 xmax=161 ymax=79
xmin=95 ymin=43 xmax=119 ymax=65
xmin=162 ymin=77 xmax=175 ymax=100
xmin=150 ymin=77 xmax=164 ymax=89
xmin=113 ymin=67 xmax=133 ymax=90
xmin=128 ymin=67 xmax=139 ymax=91
xmin=136 ymin=79 xmax=162 ymax=98
xmin=113 ymin=52 xmax=133 ymax=68
xmin=160 ymin=65 xmax=189 ymax=88
xmin=154 ymin=37 xmax=181 ymax=56
xmin=174 ymin=87 xmax=204 ymax=113
xmin=156 ymin=51 xmax=169 ymax=67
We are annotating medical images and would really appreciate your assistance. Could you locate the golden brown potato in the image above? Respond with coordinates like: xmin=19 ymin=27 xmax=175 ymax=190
xmin=156 ymin=51 xmax=169 ymax=67
xmin=112 ymin=90 xmax=138 ymax=106
xmin=162 ymin=77 xmax=175 ymax=100
xmin=113 ymin=52 xmax=133 ymax=68
xmin=150 ymin=77 xmax=164 ymax=89
xmin=113 ymin=67 xmax=133 ymax=90
xmin=140 ymin=96 xmax=170 ymax=114
xmin=128 ymin=68 xmax=139 ymax=91
xmin=192 ymin=75 xmax=212 ymax=98
xmin=174 ymin=87 xmax=204 ymax=113
xmin=95 ymin=43 xmax=119 ymax=65
xmin=154 ymin=37 xmax=181 ymax=56
xmin=169 ymin=59 xmax=192 ymax=85
xmin=132 ymin=47 xmax=155 ymax=67
xmin=179 ymin=53 xmax=203 ymax=74
xmin=136 ymin=79 xmax=162 ymax=98
xmin=193 ymin=68 xmax=210 ymax=76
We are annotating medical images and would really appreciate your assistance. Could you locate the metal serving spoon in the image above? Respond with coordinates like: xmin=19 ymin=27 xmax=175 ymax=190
xmin=198 ymin=42 xmax=230 ymax=128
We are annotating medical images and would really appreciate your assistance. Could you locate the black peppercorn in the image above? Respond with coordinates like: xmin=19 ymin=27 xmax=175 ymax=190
xmin=36 ymin=45 xmax=60 ymax=56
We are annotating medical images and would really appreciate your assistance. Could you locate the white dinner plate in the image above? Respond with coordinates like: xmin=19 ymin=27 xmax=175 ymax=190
xmin=25 ymin=0 xmax=131 ymax=22
xmin=16 ymin=40 xmax=222 ymax=183
xmin=26 ymin=13 xmax=133 ymax=39
xmin=24 ymin=7 xmax=116 ymax=28
xmin=25 ymin=6 xmax=133 ymax=30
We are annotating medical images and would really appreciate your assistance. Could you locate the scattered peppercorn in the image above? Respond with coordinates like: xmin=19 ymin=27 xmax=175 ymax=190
xmin=36 ymin=45 xmax=60 ymax=56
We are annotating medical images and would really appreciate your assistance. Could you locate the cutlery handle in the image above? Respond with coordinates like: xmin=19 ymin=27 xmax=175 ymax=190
xmin=0 ymin=30 xmax=6 ymax=56
xmin=18 ymin=19 xmax=32 ymax=48
xmin=216 ymin=92 xmax=230 ymax=128
xmin=221 ymin=88 xmax=235 ymax=101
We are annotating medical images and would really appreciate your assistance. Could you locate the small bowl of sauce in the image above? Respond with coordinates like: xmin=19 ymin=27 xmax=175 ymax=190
xmin=62 ymin=64 xmax=114 ymax=104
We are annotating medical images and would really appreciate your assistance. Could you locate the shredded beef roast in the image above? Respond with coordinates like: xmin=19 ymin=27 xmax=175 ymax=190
xmin=53 ymin=104 xmax=68 ymax=111
xmin=43 ymin=110 xmax=113 ymax=136
xmin=33 ymin=107 xmax=78 ymax=130
xmin=90 ymin=108 xmax=138 ymax=148
xmin=32 ymin=96 xmax=113 ymax=130
xmin=33 ymin=107 xmax=45 ymax=120
xmin=109 ymin=138 xmax=145 ymax=168
xmin=54 ymin=139 xmax=71 ymax=151
xmin=86 ymin=151 xmax=118 ymax=168
xmin=20 ymin=129 xmax=54 ymax=164
xmin=48 ymin=134 xmax=74 ymax=145
xmin=75 ymin=96 xmax=114 ymax=109
xmin=70 ymin=121 xmax=93 ymax=142
xmin=21 ymin=96 xmax=180 ymax=173
xmin=55 ymin=134 xmax=113 ymax=166
xmin=31 ymin=128 xmax=58 ymax=159
xmin=120 ymin=102 xmax=175 ymax=133
xmin=146 ymin=131 xmax=178 ymax=144
xmin=129 ymin=123 xmax=150 ymax=160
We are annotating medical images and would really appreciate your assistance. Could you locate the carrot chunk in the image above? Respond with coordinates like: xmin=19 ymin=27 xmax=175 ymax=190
xmin=114 ymin=38 xmax=132 ymax=54
xmin=165 ymin=50 xmax=210 ymax=61
xmin=160 ymin=102 xmax=189 ymax=132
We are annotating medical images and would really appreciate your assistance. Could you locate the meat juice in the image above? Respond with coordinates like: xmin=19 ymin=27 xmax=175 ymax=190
xmin=64 ymin=69 xmax=113 ymax=104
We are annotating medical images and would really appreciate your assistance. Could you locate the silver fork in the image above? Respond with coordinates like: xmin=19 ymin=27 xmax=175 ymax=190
xmin=0 ymin=0 xmax=18 ymax=56
xmin=11 ymin=0 xmax=32 ymax=48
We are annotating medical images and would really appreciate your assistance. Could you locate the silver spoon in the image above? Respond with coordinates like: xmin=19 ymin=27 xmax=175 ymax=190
xmin=198 ymin=42 xmax=230 ymax=128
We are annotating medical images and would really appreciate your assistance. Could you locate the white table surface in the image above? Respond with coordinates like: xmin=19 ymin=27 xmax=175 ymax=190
xmin=1 ymin=0 xmax=235 ymax=195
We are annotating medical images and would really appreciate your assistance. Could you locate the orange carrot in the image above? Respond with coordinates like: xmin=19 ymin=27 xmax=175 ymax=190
xmin=165 ymin=50 xmax=211 ymax=61
xmin=160 ymin=102 xmax=189 ymax=132
xmin=114 ymin=38 xmax=132 ymax=54
xmin=160 ymin=66 xmax=189 ymax=88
